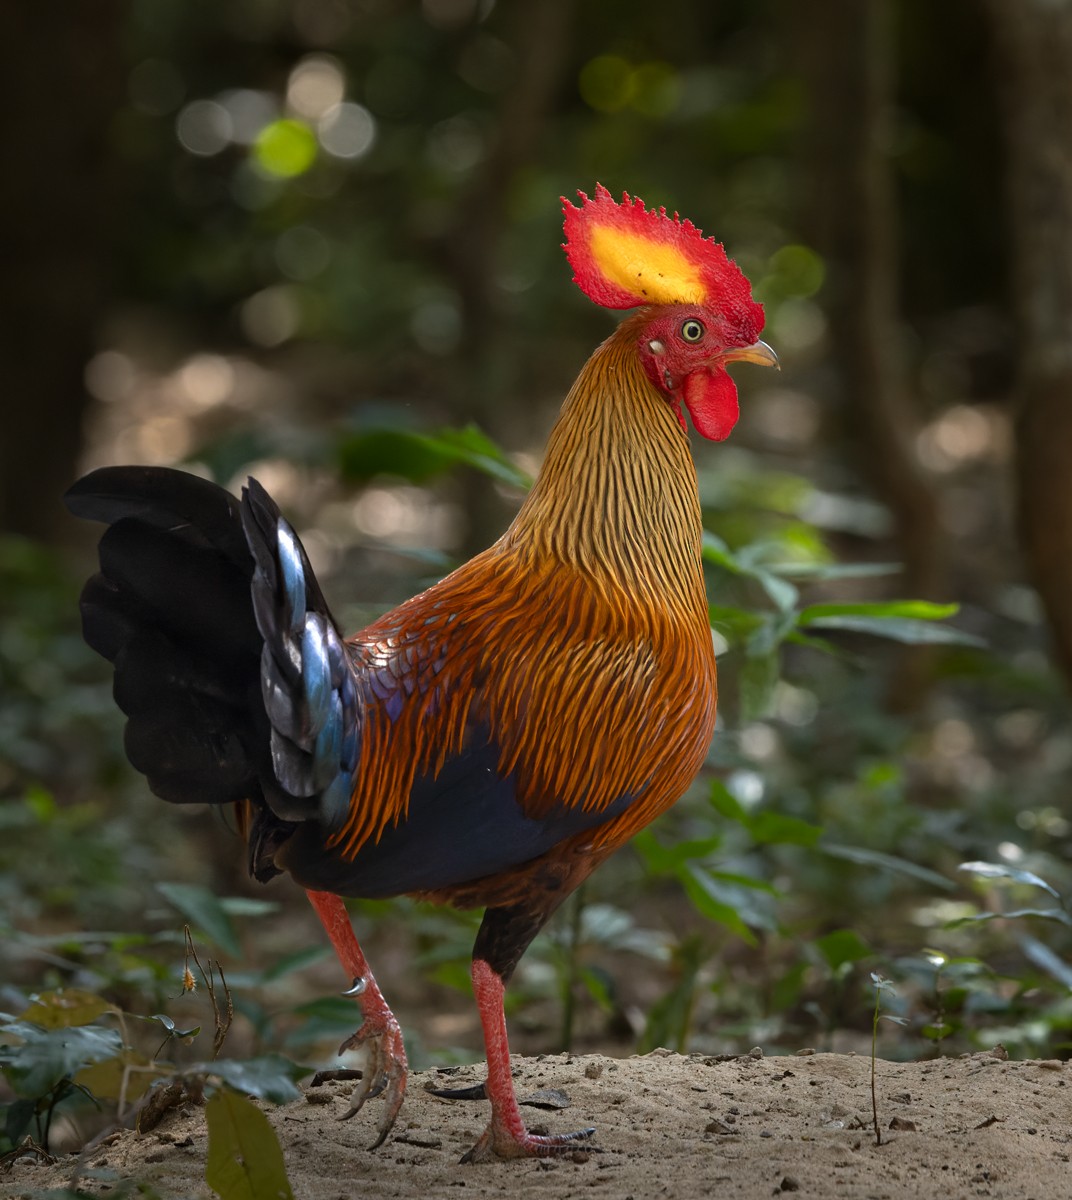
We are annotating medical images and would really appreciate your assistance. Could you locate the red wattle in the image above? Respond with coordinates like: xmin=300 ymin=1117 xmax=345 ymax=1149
xmin=683 ymin=367 xmax=740 ymax=442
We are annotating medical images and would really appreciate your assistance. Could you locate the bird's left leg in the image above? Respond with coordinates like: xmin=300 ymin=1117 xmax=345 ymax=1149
xmin=305 ymin=889 xmax=407 ymax=1148
xmin=460 ymin=904 xmax=595 ymax=1163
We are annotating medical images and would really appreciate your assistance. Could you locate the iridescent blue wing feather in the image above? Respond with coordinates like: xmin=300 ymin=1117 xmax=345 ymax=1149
xmin=240 ymin=478 xmax=361 ymax=829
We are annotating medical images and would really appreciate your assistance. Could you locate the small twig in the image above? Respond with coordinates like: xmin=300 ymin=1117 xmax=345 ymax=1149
xmin=183 ymin=926 xmax=234 ymax=1058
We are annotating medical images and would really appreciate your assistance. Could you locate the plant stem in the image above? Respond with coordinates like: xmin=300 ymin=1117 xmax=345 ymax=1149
xmin=871 ymin=982 xmax=882 ymax=1146
xmin=559 ymin=883 xmax=587 ymax=1051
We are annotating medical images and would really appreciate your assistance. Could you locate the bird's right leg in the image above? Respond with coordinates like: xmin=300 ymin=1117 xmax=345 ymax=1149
xmin=460 ymin=903 xmax=596 ymax=1162
xmin=305 ymin=888 xmax=407 ymax=1148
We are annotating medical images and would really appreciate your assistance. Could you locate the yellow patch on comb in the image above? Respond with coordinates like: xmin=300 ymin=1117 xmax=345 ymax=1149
xmin=589 ymin=223 xmax=706 ymax=307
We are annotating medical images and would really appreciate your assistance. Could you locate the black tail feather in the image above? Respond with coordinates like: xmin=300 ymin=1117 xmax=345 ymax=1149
xmin=67 ymin=465 xmax=359 ymax=873
xmin=67 ymin=467 xmax=264 ymax=810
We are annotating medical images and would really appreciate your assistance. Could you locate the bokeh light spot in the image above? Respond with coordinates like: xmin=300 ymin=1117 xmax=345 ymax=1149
xmin=579 ymin=55 xmax=634 ymax=113
xmin=426 ymin=116 xmax=483 ymax=173
xmin=318 ymin=102 xmax=376 ymax=159
xmin=177 ymin=355 xmax=235 ymax=410
xmin=241 ymin=286 xmax=300 ymax=346
xmin=288 ymin=55 xmax=346 ymax=120
xmin=629 ymin=62 xmax=680 ymax=117
xmin=218 ymin=88 xmax=277 ymax=145
xmin=253 ymin=119 xmax=318 ymax=178
xmin=85 ymin=351 xmax=137 ymax=404
xmin=769 ymin=244 xmax=825 ymax=298
xmin=176 ymin=100 xmax=231 ymax=156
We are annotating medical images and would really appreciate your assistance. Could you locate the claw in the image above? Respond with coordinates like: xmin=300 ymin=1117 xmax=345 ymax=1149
xmin=461 ymin=1121 xmax=597 ymax=1164
xmin=336 ymin=1013 xmax=408 ymax=1149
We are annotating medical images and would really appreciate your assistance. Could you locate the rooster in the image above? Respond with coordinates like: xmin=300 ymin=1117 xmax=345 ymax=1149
xmin=66 ymin=186 xmax=776 ymax=1161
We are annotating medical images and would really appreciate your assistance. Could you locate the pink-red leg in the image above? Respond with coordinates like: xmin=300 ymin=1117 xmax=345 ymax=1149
xmin=461 ymin=958 xmax=595 ymax=1163
xmin=306 ymin=889 xmax=407 ymax=1148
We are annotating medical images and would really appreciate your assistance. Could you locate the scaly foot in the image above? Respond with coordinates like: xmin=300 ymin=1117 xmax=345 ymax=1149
xmin=461 ymin=1113 xmax=595 ymax=1163
xmin=336 ymin=995 xmax=408 ymax=1149
xmin=463 ymin=957 xmax=597 ymax=1163
xmin=305 ymin=890 xmax=409 ymax=1150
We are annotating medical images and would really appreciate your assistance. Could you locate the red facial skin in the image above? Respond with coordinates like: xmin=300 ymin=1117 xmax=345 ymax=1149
xmin=635 ymin=303 xmax=750 ymax=442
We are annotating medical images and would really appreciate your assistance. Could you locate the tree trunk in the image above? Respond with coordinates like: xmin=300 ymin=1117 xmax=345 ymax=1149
xmin=987 ymin=0 xmax=1072 ymax=692
xmin=0 ymin=2 xmax=123 ymax=543
xmin=796 ymin=0 xmax=945 ymax=710
xmin=440 ymin=0 xmax=576 ymax=554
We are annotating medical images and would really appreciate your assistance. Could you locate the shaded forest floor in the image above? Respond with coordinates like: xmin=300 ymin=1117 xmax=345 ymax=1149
xmin=11 ymin=1049 xmax=1072 ymax=1200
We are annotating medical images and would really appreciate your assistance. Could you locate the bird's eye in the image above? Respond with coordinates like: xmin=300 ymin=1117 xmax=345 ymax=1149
xmin=680 ymin=318 xmax=705 ymax=343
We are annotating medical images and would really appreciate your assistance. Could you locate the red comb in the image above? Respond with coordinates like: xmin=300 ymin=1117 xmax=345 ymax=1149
xmin=561 ymin=186 xmax=762 ymax=331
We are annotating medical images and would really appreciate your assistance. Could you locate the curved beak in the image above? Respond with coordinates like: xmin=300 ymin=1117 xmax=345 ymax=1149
xmin=721 ymin=339 xmax=780 ymax=370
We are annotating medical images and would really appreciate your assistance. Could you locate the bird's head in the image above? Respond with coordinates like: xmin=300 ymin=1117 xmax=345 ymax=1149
xmin=563 ymin=185 xmax=778 ymax=441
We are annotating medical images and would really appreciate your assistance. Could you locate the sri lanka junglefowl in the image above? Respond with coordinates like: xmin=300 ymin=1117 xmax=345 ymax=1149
xmin=66 ymin=186 xmax=776 ymax=1162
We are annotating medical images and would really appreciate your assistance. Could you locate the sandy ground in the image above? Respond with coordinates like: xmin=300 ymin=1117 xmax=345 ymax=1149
xmin=7 ymin=1048 xmax=1072 ymax=1200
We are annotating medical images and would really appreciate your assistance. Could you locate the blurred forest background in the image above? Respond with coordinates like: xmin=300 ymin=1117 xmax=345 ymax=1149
xmin=4 ymin=0 xmax=1072 ymax=1153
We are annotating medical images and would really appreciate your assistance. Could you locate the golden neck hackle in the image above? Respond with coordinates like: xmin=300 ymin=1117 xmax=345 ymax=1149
xmin=501 ymin=313 xmax=706 ymax=615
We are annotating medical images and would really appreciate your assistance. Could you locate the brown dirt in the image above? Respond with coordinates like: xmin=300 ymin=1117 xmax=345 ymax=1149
xmin=8 ymin=1049 xmax=1072 ymax=1200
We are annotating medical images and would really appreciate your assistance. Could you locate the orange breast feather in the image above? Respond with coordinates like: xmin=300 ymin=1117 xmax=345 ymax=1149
xmin=324 ymin=545 xmax=717 ymax=866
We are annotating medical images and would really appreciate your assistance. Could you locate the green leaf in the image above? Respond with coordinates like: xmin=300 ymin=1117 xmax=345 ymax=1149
xmin=75 ymin=1050 xmax=167 ymax=1102
xmin=338 ymin=424 xmax=531 ymax=491
xmin=0 ymin=1021 xmax=123 ymax=1097
xmin=199 ymin=1055 xmax=307 ymax=1105
xmin=338 ymin=427 xmax=458 ymax=484
xmin=815 ymin=928 xmax=871 ymax=971
xmin=801 ymin=615 xmax=984 ymax=647
xmin=709 ymin=604 xmax=764 ymax=647
xmin=746 ymin=611 xmax=796 ymax=657
xmin=147 ymin=1013 xmax=201 ymax=1040
xmin=157 ymin=883 xmax=241 ymax=956
xmin=704 ymin=868 xmax=778 ymax=896
xmin=1020 ymin=935 xmax=1072 ymax=989
xmin=945 ymin=908 xmax=1072 ymax=929
xmin=219 ymin=898 xmax=280 ymax=918
xmin=709 ymin=779 xmax=748 ymax=823
xmin=745 ymin=811 xmax=822 ymax=847
xmin=821 ymin=843 xmax=956 ymax=891
xmin=255 ymin=944 xmax=331 ymax=985
xmin=682 ymin=864 xmax=772 ymax=942
xmin=431 ymin=425 xmax=532 ymax=491
xmin=709 ymin=782 xmax=821 ymax=846
xmin=205 ymin=1087 xmax=294 ymax=1200
xmin=752 ymin=569 xmax=798 ymax=613
xmin=761 ymin=562 xmax=901 ymax=582
xmin=921 ymin=1022 xmax=955 ymax=1041
xmin=702 ymin=534 xmax=799 ymax=610
xmin=631 ymin=829 xmax=722 ymax=874
xmin=958 ymin=861 xmax=1063 ymax=902
xmin=578 ymin=967 xmax=615 ymax=1012
xmin=740 ymin=650 xmax=779 ymax=721
xmin=701 ymin=532 xmax=742 ymax=572
xmin=799 ymin=600 xmax=961 ymax=622
xmin=20 ymin=989 xmax=112 ymax=1029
